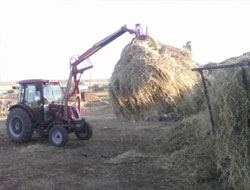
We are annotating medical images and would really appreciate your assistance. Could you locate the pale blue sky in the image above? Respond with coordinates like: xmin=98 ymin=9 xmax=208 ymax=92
xmin=1 ymin=0 xmax=250 ymax=81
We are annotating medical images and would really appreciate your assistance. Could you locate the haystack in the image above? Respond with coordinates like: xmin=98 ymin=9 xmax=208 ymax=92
xmin=109 ymin=37 xmax=201 ymax=119
xmin=208 ymin=55 xmax=250 ymax=190
xmin=162 ymin=52 xmax=250 ymax=189
xmin=163 ymin=112 xmax=218 ymax=183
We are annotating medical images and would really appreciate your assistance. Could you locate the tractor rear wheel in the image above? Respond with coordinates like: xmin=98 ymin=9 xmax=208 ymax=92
xmin=6 ymin=108 xmax=33 ymax=143
xmin=49 ymin=125 xmax=68 ymax=147
xmin=75 ymin=121 xmax=93 ymax=140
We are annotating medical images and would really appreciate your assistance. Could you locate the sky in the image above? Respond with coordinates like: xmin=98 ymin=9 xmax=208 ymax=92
xmin=1 ymin=0 xmax=250 ymax=82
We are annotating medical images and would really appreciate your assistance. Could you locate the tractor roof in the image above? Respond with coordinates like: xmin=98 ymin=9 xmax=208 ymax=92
xmin=18 ymin=79 xmax=61 ymax=84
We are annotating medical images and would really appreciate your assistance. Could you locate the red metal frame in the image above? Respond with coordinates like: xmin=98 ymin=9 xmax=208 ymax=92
xmin=64 ymin=24 xmax=146 ymax=122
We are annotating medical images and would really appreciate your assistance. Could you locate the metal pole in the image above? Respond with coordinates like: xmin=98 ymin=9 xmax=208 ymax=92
xmin=89 ymin=73 xmax=92 ymax=92
xmin=64 ymin=70 xmax=72 ymax=121
xmin=200 ymin=71 xmax=215 ymax=135
xmin=192 ymin=60 xmax=250 ymax=72
xmin=241 ymin=68 xmax=250 ymax=129
xmin=241 ymin=68 xmax=249 ymax=91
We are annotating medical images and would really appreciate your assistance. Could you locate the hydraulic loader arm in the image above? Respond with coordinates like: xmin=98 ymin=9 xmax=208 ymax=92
xmin=64 ymin=24 xmax=146 ymax=121
xmin=71 ymin=24 xmax=144 ymax=73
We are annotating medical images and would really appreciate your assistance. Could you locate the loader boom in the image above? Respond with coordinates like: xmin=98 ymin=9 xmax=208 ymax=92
xmin=64 ymin=24 xmax=145 ymax=121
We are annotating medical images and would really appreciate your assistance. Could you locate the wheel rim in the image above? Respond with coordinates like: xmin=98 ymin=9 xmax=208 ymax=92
xmin=51 ymin=130 xmax=63 ymax=145
xmin=9 ymin=117 xmax=23 ymax=137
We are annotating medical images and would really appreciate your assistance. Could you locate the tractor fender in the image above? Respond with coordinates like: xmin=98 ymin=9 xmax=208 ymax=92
xmin=9 ymin=104 xmax=35 ymax=121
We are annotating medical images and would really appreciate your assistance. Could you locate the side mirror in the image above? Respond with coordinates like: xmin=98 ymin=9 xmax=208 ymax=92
xmin=12 ymin=85 xmax=19 ymax=90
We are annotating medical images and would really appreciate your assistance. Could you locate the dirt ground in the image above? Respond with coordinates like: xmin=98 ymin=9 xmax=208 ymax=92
xmin=0 ymin=104 xmax=223 ymax=190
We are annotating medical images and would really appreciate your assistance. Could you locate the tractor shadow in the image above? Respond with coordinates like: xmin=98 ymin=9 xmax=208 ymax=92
xmin=8 ymin=133 xmax=90 ymax=150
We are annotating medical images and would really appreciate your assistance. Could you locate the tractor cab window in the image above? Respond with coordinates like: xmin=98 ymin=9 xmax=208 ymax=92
xmin=43 ymin=83 xmax=63 ymax=104
xmin=24 ymin=84 xmax=41 ymax=107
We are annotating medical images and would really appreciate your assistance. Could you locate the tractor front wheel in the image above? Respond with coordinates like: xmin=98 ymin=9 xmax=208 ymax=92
xmin=6 ymin=108 xmax=33 ymax=143
xmin=75 ymin=121 xmax=93 ymax=140
xmin=49 ymin=125 xmax=68 ymax=147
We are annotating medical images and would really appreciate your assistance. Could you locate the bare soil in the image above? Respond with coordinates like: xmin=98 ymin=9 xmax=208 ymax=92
xmin=0 ymin=105 xmax=223 ymax=190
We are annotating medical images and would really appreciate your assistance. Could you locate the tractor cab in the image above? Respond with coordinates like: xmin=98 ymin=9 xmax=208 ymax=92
xmin=17 ymin=79 xmax=64 ymax=123
xmin=18 ymin=79 xmax=63 ymax=105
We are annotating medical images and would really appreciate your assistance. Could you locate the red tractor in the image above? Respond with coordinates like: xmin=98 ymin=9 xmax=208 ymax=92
xmin=6 ymin=24 xmax=146 ymax=146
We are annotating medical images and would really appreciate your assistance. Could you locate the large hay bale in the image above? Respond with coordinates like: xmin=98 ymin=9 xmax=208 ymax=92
xmin=109 ymin=37 xmax=201 ymax=119
xmin=208 ymin=56 xmax=250 ymax=190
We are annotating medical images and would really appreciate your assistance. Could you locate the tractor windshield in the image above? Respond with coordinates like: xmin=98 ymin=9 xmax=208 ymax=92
xmin=43 ymin=83 xmax=63 ymax=104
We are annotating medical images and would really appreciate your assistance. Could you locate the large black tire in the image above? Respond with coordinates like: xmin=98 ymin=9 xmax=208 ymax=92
xmin=6 ymin=108 xmax=33 ymax=143
xmin=75 ymin=121 xmax=93 ymax=140
xmin=49 ymin=125 xmax=68 ymax=147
